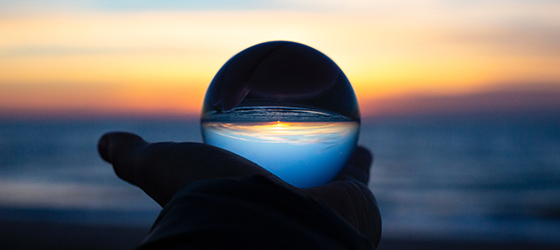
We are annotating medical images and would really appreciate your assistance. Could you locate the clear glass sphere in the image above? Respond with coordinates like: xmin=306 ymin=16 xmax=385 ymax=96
xmin=201 ymin=41 xmax=360 ymax=188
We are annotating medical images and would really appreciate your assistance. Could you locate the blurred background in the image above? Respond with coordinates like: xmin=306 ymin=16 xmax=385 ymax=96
xmin=1 ymin=0 xmax=559 ymax=249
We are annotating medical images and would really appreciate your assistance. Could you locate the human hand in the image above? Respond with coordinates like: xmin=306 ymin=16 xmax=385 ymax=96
xmin=98 ymin=132 xmax=381 ymax=246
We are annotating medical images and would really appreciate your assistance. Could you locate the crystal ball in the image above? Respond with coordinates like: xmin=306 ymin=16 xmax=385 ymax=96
xmin=201 ymin=41 xmax=360 ymax=188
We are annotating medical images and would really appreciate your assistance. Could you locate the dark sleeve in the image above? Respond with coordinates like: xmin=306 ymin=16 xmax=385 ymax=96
xmin=138 ymin=175 xmax=375 ymax=250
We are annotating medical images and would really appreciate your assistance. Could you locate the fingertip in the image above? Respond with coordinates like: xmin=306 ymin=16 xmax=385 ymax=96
xmin=351 ymin=145 xmax=373 ymax=171
xmin=334 ymin=145 xmax=373 ymax=184
xmin=98 ymin=133 xmax=112 ymax=163
xmin=97 ymin=132 xmax=146 ymax=164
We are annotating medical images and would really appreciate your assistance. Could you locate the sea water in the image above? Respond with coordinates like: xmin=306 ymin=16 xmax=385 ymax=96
xmin=2 ymin=114 xmax=560 ymax=244
xmin=201 ymin=107 xmax=359 ymax=188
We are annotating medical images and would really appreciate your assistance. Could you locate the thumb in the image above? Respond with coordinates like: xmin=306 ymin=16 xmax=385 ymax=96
xmin=98 ymin=132 xmax=148 ymax=186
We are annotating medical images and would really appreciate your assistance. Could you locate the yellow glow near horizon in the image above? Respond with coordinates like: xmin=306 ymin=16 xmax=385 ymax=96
xmin=202 ymin=121 xmax=359 ymax=144
xmin=1 ymin=7 xmax=559 ymax=117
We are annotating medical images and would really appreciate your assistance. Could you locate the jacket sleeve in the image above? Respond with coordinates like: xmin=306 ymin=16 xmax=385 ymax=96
xmin=137 ymin=175 xmax=374 ymax=250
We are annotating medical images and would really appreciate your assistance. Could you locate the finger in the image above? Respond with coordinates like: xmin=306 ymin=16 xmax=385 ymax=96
xmin=334 ymin=145 xmax=374 ymax=184
xmin=98 ymin=132 xmax=148 ymax=182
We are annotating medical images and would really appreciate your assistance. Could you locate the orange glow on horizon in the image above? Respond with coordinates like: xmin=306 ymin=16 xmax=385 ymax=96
xmin=201 ymin=121 xmax=359 ymax=144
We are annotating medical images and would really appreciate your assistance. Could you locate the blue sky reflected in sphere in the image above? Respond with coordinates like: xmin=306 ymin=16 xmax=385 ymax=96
xmin=202 ymin=113 xmax=359 ymax=188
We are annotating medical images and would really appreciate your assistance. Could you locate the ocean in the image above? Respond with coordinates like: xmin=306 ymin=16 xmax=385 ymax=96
xmin=0 ymin=113 xmax=559 ymax=245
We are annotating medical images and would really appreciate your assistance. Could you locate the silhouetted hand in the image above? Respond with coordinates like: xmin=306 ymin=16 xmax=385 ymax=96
xmin=98 ymin=132 xmax=381 ymax=247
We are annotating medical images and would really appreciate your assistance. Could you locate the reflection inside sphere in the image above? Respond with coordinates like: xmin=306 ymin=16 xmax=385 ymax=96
xmin=200 ymin=41 xmax=360 ymax=188
xmin=201 ymin=107 xmax=359 ymax=188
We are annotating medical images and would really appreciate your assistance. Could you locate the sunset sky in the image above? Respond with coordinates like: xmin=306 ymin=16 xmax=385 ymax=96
xmin=1 ymin=0 xmax=559 ymax=118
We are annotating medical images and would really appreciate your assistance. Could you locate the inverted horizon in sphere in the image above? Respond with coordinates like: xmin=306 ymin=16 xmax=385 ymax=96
xmin=202 ymin=120 xmax=359 ymax=187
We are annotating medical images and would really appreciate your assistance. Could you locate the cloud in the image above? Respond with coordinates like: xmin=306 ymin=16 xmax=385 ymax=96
xmin=0 ymin=0 xmax=276 ymax=15
xmin=362 ymin=83 xmax=560 ymax=117
xmin=448 ymin=25 xmax=560 ymax=57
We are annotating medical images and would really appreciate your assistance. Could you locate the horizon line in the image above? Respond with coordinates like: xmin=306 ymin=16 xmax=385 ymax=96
xmin=2 ymin=88 xmax=559 ymax=121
